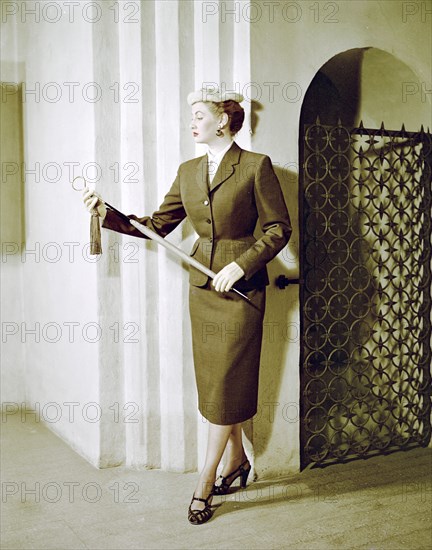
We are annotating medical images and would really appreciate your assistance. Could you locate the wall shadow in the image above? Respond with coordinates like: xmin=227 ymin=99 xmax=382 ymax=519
xmin=246 ymin=165 xmax=299 ymax=463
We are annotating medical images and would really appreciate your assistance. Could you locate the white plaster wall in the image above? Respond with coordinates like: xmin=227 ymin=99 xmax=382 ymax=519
xmin=117 ymin=0 xmax=159 ymax=470
xmin=360 ymin=47 xmax=431 ymax=130
xmin=1 ymin=6 xmax=101 ymax=465
xmin=1 ymin=13 xmax=26 ymax=405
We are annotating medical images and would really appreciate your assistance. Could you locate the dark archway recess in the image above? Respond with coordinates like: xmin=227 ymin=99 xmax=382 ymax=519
xmin=298 ymin=49 xmax=432 ymax=469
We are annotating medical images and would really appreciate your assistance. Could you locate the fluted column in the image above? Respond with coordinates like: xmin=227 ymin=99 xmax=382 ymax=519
xmin=154 ymin=0 xmax=196 ymax=472
xmin=117 ymin=1 xmax=161 ymax=469
xmin=92 ymin=2 xmax=125 ymax=468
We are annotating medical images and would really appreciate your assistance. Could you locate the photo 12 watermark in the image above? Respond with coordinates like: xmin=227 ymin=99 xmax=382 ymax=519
xmin=1 ymin=240 xmax=148 ymax=264
xmin=199 ymin=320 xmax=300 ymax=344
xmin=200 ymin=401 xmax=300 ymax=424
xmin=197 ymin=81 xmax=304 ymax=104
xmin=1 ymin=2 xmax=141 ymax=24
xmin=1 ymin=82 xmax=140 ymax=104
xmin=2 ymin=401 xmax=140 ymax=424
xmin=401 ymin=2 xmax=431 ymax=22
xmin=1 ymin=160 xmax=140 ymax=184
xmin=401 ymin=82 xmax=431 ymax=103
xmin=201 ymin=1 xmax=340 ymax=24
xmin=1 ymin=321 xmax=140 ymax=343
xmin=401 ymin=482 xmax=431 ymax=502
xmin=2 ymin=480 xmax=140 ymax=504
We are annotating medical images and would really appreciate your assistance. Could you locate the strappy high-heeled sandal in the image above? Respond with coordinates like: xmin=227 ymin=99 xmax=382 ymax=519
xmin=213 ymin=459 xmax=251 ymax=495
xmin=188 ymin=493 xmax=214 ymax=525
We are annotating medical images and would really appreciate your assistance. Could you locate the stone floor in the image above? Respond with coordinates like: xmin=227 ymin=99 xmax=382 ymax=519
xmin=1 ymin=412 xmax=431 ymax=550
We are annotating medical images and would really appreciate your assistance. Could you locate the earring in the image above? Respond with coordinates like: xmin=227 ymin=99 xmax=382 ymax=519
xmin=216 ymin=125 xmax=223 ymax=137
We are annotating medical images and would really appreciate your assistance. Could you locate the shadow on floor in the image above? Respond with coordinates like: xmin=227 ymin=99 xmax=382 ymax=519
xmin=1 ymin=412 xmax=431 ymax=549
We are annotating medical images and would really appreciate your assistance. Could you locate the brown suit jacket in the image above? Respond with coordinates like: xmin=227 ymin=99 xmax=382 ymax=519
xmin=102 ymin=142 xmax=292 ymax=290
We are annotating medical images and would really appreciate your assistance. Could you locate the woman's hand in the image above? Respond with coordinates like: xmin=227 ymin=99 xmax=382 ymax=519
xmin=212 ymin=262 xmax=245 ymax=293
xmin=83 ymin=187 xmax=107 ymax=220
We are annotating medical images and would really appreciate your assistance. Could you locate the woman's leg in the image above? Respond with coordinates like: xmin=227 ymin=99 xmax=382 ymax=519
xmin=218 ymin=423 xmax=249 ymax=477
xmin=190 ymin=421 xmax=232 ymax=511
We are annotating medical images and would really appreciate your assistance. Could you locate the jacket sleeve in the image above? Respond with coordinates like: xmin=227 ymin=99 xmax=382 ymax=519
xmin=235 ymin=155 xmax=292 ymax=280
xmin=102 ymin=170 xmax=186 ymax=239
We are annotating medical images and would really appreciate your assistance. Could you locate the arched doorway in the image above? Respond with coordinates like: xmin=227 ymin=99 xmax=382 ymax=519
xmin=298 ymin=48 xmax=432 ymax=469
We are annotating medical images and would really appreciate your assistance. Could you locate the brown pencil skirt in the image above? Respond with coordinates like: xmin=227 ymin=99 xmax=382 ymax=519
xmin=189 ymin=283 xmax=266 ymax=425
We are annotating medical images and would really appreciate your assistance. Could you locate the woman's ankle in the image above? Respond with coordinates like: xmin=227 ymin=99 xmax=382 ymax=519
xmin=194 ymin=479 xmax=214 ymax=500
xmin=227 ymin=451 xmax=248 ymax=465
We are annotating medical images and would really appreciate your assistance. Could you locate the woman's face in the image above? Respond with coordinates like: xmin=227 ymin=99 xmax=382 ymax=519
xmin=190 ymin=102 xmax=223 ymax=145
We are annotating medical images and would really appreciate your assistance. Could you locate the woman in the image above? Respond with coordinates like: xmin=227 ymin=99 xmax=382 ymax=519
xmin=84 ymin=87 xmax=292 ymax=525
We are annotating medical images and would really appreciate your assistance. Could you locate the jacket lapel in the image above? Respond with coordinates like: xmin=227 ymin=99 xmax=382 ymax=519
xmin=209 ymin=142 xmax=242 ymax=193
xmin=195 ymin=155 xmax=209 ymax=196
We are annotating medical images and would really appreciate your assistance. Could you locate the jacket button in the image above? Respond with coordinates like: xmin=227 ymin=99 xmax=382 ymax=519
xmin=206 ymin=218 xmax=211 ymax=224
xmin=203 ymin=200 xmax=209 ymax=206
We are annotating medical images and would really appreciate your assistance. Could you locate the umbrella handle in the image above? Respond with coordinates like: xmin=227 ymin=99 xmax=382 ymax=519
xmin=71 ymin=176 xmax=87 ymax=192
xmin=72 ymin=178 xmax=253 ymax=305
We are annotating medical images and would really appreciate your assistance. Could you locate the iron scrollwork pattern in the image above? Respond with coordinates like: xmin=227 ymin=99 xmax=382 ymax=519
xmin=300 ymin=120 xmax=432 ymax=469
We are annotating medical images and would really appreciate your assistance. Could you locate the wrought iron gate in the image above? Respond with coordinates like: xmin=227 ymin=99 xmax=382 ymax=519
xmin=300 ymin=119 xmax=432 ymax=469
